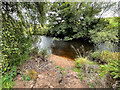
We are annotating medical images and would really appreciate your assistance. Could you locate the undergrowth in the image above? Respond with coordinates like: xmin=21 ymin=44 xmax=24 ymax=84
xmin=73 ymin=45 xmax=119 ymax=88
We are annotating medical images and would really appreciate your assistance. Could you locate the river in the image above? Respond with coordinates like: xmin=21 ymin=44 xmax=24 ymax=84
xmin=32 ymin=35 xmax=118 ymax=60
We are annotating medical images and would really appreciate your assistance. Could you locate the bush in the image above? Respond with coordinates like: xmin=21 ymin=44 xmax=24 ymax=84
xmin=108 ymin=58 xmax=120 ymax=79
xmin=1 ymin=66 xmax=17 ymax=88
xmin=75 ymin=50 xmax=119 ymax=88
xmin=91 ymin=50 xmax=119 ymax=63
xmin=2 ymin=8 xmax=32 ymax=88
xmin=91 ymin=51 xmax=101 ymax=59
xmin=98 ymin=64 xmax=110 ymax=78
xmin=2 ymin=15 xmax=32 ymax=67
xmin=101 ymin=51 xmax=119 ymax=62
xmin=75 ymin=57 xmax=94 ymax=67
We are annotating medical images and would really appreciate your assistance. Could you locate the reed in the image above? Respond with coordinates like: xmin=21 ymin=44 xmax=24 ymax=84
xmin=71 ymin=45 xmax=92 ymax=59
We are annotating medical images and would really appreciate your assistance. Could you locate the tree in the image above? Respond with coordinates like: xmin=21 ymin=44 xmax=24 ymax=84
xmin=1 ymin=2 xmax=48 ymax=68
xmin=48 ymin=2 xmax=116 ymax=41
xmin=1 ymin=2 xmax=49 ymax=88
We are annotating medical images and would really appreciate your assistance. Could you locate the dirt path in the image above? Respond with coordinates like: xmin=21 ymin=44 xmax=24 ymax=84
xmin=48 ymin=54 xmax=75 ymax=68
xmin=14 ymin=54 xmax=89 ymax=88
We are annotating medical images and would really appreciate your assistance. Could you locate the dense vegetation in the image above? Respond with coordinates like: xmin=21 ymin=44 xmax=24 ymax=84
xmin=47 ymin=2 xmax=118 ymax=43
xmin=74 ymin=48 xmax=120 ymax=88
xmin=1 ymin=1 xmax=119 ymax=89
xmin=1 ymin=2 xmax=48 ymax=88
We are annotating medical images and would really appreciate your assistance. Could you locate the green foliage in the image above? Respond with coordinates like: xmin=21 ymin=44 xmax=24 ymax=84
xmin=91 ymin=50 xmax=119 ymax=63
xmin=20 ymin=2 xmax=49 ymax=25
xmin=91 ymin=51 xmax=101 ymax=59
xmin=98 ymin=58 xmax=120 ymax=79
xmin=56 ymin=66 xmax=66 ymax=71
xmin=92 ymin=51 xmax=120 ymax=79
xmin=100 ymin=51 xmax=119 ymax=62
xmin=108 ymin=58 xmax=120 ymax=79
xmin=78 ymin=72 xmax=84 ymax=81
xmin=88 ymin=82 xmax=94 ymax=88
xmin=89 ymin=17 xmax=119 ymax=44
xmin=1 ymin=66 xmax=17 ymax=88
xmin=22 ymin=74 xmax=31 ymax=81
xmin=56 ymin=66 xmax=66 ymax=74
xmin=2 ymin=14 xmax=32 ymax=67
xmin=48 ymin=2 xmax=115 ymax=42
xmin=32 ymin=25 xmax=50 ymax=35
xmin=1 ymin=2 xmax=48 ymax=89
xmin=1 ymin=76 xmax=15 ymax=89
xmin=74 ymin=50 xmax=119 ymax=88
xmin=73 ymin=68 xmax=81 ymax=72
xmin=75 ymin=57 xmax=94 ymax=66
xmin=89 ymin=27 xmax=118 ymax=44
xmin=98 ymin=64 xmax=110 ymax=77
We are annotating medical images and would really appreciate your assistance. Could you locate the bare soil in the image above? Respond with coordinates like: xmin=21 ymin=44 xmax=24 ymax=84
xmin=14 ymin=54 xmax=89 ymax=88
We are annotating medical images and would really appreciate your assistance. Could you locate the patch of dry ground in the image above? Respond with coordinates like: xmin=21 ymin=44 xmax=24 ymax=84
xmin=14 ymin=54 xmax=89 ymax=88
xmin=48 ymin=54 xmax=75 ymax=68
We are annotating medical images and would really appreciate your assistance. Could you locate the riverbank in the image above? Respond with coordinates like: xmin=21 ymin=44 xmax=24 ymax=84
xmin=48 ymin=54 xmax=75 ymax=68
xmin=13 ymin=54 xmax=88 ymax=88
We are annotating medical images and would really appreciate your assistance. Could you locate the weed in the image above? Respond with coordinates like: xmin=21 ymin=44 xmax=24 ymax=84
xmin=78 ymin=72 xmax=84 ymax=81
xmin=56 ymin=66 xmax=66 ymax=74
xmin=88 ymin=82 xmax=94 ymax=88
xmin=74 ymin=68 xmax=81 ymax=72
xmin=1 ymin=76 xmax=15 ymax=88
xmin=22 ymin=74 xmax=31 ymax=81
xmin=26 ymin=69 xmax=38 ymax=80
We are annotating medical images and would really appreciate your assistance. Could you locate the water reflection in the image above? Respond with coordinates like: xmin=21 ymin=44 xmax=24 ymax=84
xmin=32 ymin=35 xmax=94 ymax=59
xmin=32 ymin=35 xmax=118 ymax=60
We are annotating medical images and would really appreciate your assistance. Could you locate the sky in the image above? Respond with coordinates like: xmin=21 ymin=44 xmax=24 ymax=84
xmin=48 ymin=0 xmax=119 ymax=18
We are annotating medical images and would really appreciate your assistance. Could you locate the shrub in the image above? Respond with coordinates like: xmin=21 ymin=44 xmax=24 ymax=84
xmin=108 ymin=58 xmax=120 ymax=79
xmin=1 ymin=66 xmax=17 ymax=88
xmin=2 ymin=15 xmax=32 ymax=68
xmin=75 ymin=57 xmax=94 ymax=66
xmin=98 ymin=64 xmax=110 ymax=78
xmin=91 ymin=50 xmax=119 ymax=63
xmin=101 ymin=51 xmax=119 ymax=62
xmin=75 ymin=50 xmax=119 ymax=88
xmin=91 ymin=51 xmax=101 ymax=59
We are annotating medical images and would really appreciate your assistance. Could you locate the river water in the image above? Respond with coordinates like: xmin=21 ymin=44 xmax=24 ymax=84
xmin=32 ymin=35 xmax=118 ymax=60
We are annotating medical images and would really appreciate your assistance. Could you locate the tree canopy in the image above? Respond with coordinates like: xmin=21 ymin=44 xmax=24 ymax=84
xmin=48 ymin=2 xmax=117 ymax=42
